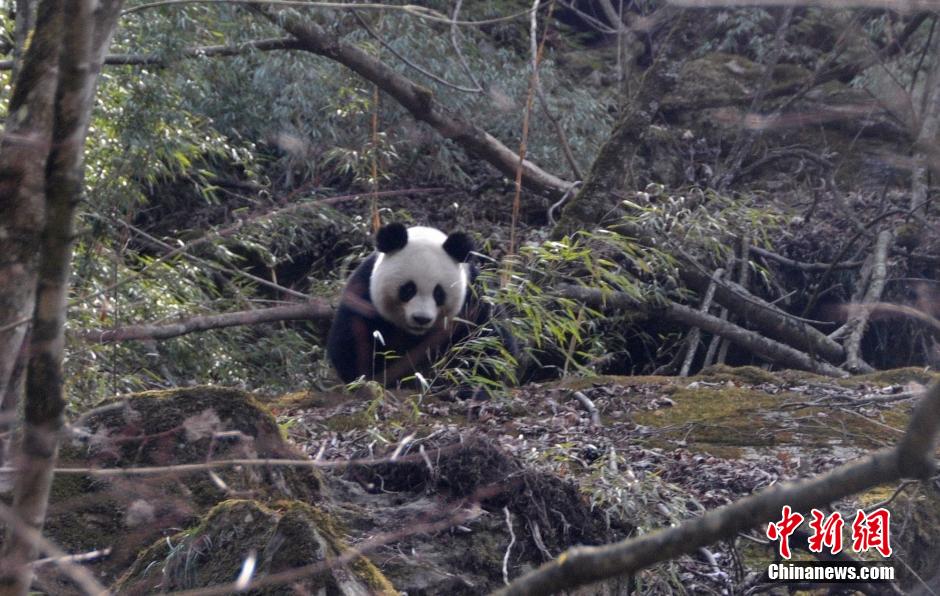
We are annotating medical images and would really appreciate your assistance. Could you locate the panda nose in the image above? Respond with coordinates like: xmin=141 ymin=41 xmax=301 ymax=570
xmin=412 ymin=314 xmax=432 ymax=326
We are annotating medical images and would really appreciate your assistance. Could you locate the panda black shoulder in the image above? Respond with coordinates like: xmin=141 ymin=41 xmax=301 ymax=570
xmin=326 ymin=253 xmax=381 ymax=384
xmin=341 ymin=253 xmax=379 ymax=303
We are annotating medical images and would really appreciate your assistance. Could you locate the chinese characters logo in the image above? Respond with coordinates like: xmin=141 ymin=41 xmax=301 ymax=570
xmin=766 ymin=507 xmax=891 ymax=559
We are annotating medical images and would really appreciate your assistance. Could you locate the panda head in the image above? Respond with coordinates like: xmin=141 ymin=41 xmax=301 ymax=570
xmin=369 ymin=223 xmax=473 ymax=336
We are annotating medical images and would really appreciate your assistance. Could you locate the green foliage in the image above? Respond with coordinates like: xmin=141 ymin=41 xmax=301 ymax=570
xmin=420 ymin=186 xmax=785 ymax=384
xmin=699 ymin=8 xmax=828 ymax=66
xmin=0 ymin=0 xmax=825 ymax=421
xmin=124 ymin=7 xmax=611 ymax=188
xmin=703 ymin=9 xmax=777 ymax=60
xmin=65 ymin=178 xmax=784 ymax=405
xmin=90 ymin=67 xmax=258 ymax=207
xmin=855 ymin=15 xmax=936 ymax=96
xmin=53 ymin=2 xmax=616 ymax=402
xmin=0 ymin=12 xmax=11 ymax=110
xmin=625 ymin=184 xmax=784 ymax=264
xmin=66 ymin=231 xmax=325 ymax=407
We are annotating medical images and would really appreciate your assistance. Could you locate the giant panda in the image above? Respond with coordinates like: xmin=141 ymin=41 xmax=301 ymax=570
xmin=327 ymin=222 xmax=502 ymax=386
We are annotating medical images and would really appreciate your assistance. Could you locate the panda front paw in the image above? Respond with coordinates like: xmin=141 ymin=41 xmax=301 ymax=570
xmin=435 ymin=385 xmax=489 ymax=402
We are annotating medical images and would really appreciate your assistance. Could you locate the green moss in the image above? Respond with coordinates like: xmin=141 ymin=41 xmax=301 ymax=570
xmin=96 ymin=385 xmax=279 ymax=433
xmin=47 ymin=470 xmax=96 ymax=503
xmin=696 ymin=364 xmax=779 ymax=385
xmin=774 ymin=368 xmax=832 ymax=384
xmin=555 ymin=374 xmax=675 ymax=391
xmin=530 ymin=367 xmax=922 ymax=454
xmin=43 ymin=477 xmax=125 ymax=552
xmin=33 ymin=386 xmax=328 ymax=589
xmin=856 ymin=484 xmax=900 ymax=508
xmin=647 ymin=386 xmax=777 ymax=421
xmin=268 ymin=390 xmax=351 ymax=411
xmin=835 ymin=367 xmax=939 ymax=387
xmin=281 ymin=502 xmax=396 ymax=595
xmin=115 ymin=500 xmax=277 ymax=593
xmin=280 ymin=500 xmax=346 ymax=544
xmin=451 ymin=527 xmax=508 ymax=577
xmin=81 ymin=386 xmax=323 ymax=503
xmin=350 ymin=556 xmax=398 ymax=595
xmin=633 ymin=385 xmax=783 ymax=448
xmin=667 ymin=53 xmax=762 ymax=107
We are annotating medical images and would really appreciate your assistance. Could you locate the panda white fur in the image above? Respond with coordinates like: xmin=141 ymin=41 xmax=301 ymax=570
xmin=327 ymin=222 xmax=484 ymax=385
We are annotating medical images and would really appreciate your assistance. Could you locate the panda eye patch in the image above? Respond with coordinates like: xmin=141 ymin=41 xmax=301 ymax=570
xmin=433 ymin=284 xmax=446 ymax=306
xmin=398 ymin=281 xmax=417 ymax=302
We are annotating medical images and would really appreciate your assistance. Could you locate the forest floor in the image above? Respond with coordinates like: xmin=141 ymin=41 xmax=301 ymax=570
xmin=262 ymin=365 xmax=938 ymax=594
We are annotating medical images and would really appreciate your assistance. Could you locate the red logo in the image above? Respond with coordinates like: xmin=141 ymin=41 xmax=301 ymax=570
xmin=767 ymin=507 xmax=893 ymax=559
xmin=808 ymin=510 xmax=844 ymax=555
xmin=766 ymin=506 xmax=804 ymax=559
xmin=852 ymin=508 xmax=892 ymax=557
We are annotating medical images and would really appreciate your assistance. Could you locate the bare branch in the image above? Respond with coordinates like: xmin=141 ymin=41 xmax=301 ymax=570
xmin=561 ymin=284 xmax=849 ymax=377
xmin=571 ymin=391 xmax=601 ymax=428
xmin=13 ymin=455 xmax=421 ymax=476
xmin=353 ymin=13 xmax=482 ymax=94
xmin=80 ymin=301 xmax=333 ymax=343
xmin=844 ymin=230 xmax=894 ymax=372
xmin=0 ymin=37 xmax=301 ymax=70
xmin=123 ymin=0 xmax=537 ymax=26
xmin=751 ymin=246 xmax=864 ymax=271
xmin=670 ymin=0 xmax=939 ymax=11
xmin=251 ymin=4 xmax=574 ymax=199
xmin=450 ymin=0 xmax=484 ymax=92
xmin=848 ymin=302 xmax=940 ymax=335
xmin=679 ymin=267 xmax=847 ymax=364
xmin=33 ymin=547 xmax=112 ymax=568
xmin=0 ymin=503 xmax=109 ymax=595
xmin=502 ymin=507 xmax=516 ymax=586
xmin=680 ymin=268 xmax=722 ymax=377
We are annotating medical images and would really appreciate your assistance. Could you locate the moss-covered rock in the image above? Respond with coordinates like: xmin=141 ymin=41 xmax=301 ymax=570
xmin=33 ymin=386 xmax=323 ymax=588
xmin=667 ymin=52 xmax=765 ymax=108
xmin=115 ymin=499 xmax=396 ymax=595
xmin=64 ymin=386 xmax=322 ymax=503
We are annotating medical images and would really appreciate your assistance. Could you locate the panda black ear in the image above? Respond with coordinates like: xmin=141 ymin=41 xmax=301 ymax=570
xmin=375 ymin=223 xmax=408 ymax=253
xmin=443 ymin=232 xmax=474 ymax=263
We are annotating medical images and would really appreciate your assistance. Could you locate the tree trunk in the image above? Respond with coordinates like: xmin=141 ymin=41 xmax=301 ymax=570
xmin=843 ymin=230 xmax=893 ymax=373
xmin=0 ymin=1 xmax=123 ymax=592
xmin=679 ymin=268 xmax=846 ymax=364
xmin=679 ymin=268 xmax=722 ymax=376
xmin=0 ymin=0 xmax=62 ymax=464
xmin=550 ymin=103 xmax=654 ymax=237
xmin=11 ymin=0 xmax=37 ymax=80
xmin=912 ymin=17 xmax=940 ymax=213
